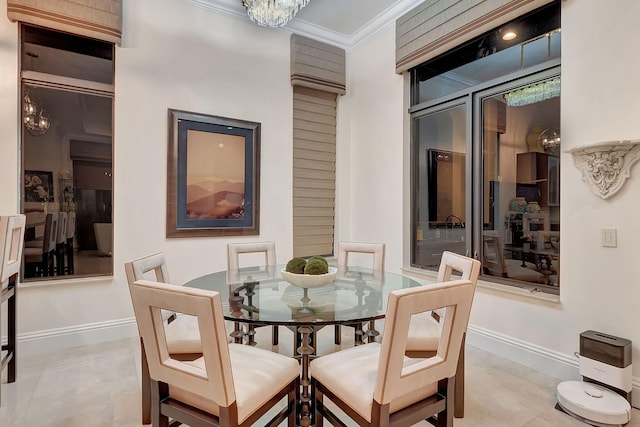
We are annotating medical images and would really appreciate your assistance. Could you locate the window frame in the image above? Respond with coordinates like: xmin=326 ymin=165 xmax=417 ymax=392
xmin=409 ymin=62 xmax=561 ymax=294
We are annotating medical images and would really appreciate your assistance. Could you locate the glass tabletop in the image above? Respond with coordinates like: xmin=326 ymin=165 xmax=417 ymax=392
xmin=184 ymin=264 xmax=424 ymax=326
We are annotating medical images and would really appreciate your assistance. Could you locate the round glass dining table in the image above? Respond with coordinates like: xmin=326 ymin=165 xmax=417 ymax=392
xmin=184 ymin=264 xmax=424 ymax=426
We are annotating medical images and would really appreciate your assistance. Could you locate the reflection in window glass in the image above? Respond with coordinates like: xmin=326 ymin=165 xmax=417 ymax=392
xmin=481 ymin=91 xmax=560 ymax=288
xmin=412 ymin=104 xmax=468 ymax=270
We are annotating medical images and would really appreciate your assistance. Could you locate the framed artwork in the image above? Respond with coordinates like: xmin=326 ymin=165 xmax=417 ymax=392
xmin=24 ymin=170 xmax=54 ymax=202
xmin=166 ymin=109 xmax=260 ymax=238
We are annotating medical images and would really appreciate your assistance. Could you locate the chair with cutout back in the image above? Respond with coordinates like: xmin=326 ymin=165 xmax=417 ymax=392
xmin=23 ymin=212 xmax=57 ymax=277
xmin=129 ymin=279 xmax=299 ymax=427
xmin=334 ymin=241 xmax=385 ymax=345
xmin=405 ymin=251 xmax=481 ymax=418
xmin=125 ymin=252 xmax=202 ymax=425
xmin=310 ymin=278 xmax=474 ymax=427
xmin=226 ymin=242 xmax=279 ymax=345
xmin=482 ymin=230 xmax=545 ymax=283
xmin=0 ymin=214 xmax=26 ymax=406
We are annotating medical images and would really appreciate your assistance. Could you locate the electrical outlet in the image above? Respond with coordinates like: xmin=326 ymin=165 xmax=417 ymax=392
xmin=602 ymin=228 xmax=617 ymax=248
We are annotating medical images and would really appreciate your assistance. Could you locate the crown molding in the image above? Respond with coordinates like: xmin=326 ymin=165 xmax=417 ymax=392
xmin=176 ymin=0 xmax=423 ymax=51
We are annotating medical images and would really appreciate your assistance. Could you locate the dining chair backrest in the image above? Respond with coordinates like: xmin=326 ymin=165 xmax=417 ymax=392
xmin=65 ymin=211 xmax=76 ymax=240
xmin=55 ymin=212 xmax=67 ymax=245
xmin=434 ymin=251 xmax=481 ymax=319
xmin=0 ymin=215 xmax=26 ymax=288
xmin=437 ymin=250 xmax=482 ymax=283
xmin=337 ymin=241 xmax=385 ymax=270
xmin=125 ymin=252 xmax=170 ymax=285
xmin=226 ymin=241 xmax=276 ymax=271
xmin=375 ymin=279 xmax=474 ymax=407
xmin=43 ymin=213 xmax=58 ymax=254
xmin=129 ymin=279 xmax=236 ymax=407
xmin=125 ymin=252 xmax=173 ymax=321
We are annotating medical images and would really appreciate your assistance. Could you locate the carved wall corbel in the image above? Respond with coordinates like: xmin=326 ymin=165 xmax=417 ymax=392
xmin=567 ymin=140 xmax=640 ymax=199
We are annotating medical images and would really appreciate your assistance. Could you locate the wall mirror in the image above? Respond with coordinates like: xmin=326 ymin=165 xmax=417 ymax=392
xmin=20 ymin=24 xmax=114 ymax=282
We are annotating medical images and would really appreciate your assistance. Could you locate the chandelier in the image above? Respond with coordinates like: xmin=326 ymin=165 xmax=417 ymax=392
xmin=537 ymin=128 xmax=561 ymax=153
xmin=23 ymin=88 xmax=50 ymax=136
xmin=242 ymin=0 xmax=310 ymax=28
xmin=504 ymin=77 xmax=560 ymax=107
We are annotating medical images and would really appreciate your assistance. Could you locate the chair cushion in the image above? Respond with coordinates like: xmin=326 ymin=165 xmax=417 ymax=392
xmin=310 ymin=342 xmax=435 ymax=422
xmin=170 ymin=343 xmax=299 ymax=423
xmin=405 ymin=313 xmax=441 ymax=352
xmin=164 ymin=315 xmax=203 ymax=354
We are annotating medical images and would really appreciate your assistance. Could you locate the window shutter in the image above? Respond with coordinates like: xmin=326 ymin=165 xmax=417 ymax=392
xmin=292 ymin=86 xmax=336 ymax=257
xmin=395 ymin=0 xmax=552 ymax=73
xmin=290 ymin=34 xmax=345 ymax=95
xmin=7 ymin=0 xmax=122 ymax=45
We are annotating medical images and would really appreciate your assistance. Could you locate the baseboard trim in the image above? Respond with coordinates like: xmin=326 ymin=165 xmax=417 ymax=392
xmin=6 ymin=317 xmax=639 ymax=408
xmin=467 ymin=324 xmax=639 ymax=409
xmin=14 ymin=317 xmax=139 ymax=357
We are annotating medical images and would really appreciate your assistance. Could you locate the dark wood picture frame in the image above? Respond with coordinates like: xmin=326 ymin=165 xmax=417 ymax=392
xmin=24 ymin=170 xmax=54 ymax=202
xmin=166 ymin=109 xmax=260 ymax=238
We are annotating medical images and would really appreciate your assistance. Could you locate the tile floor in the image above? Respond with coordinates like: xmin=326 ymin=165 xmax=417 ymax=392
xmin=1 ymin=326 xmax=638 ymax=427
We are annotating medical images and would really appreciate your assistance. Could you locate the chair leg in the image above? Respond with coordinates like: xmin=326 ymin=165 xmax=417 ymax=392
xmin=150 ymin=380 xmax=169 ymax=427
xmin=454 ymin=333 xmax=465 ymax=418
xmin=56 ymin=244 xmax=65 ymax=275
xmin=272 ymin=325 xmax=279 ymax=346
xmin=7 ymin=274 xmax=17 ymax=383
xmin=334 ymin=325 xmax=341 ymax=345
xmin=140 ymin=339 xmax=151 ymax=425
xmin=66 ymin=240 xmax=74 ymax=274
xmin=314 ymin=380 xmax=324 ymax=427
xmin=437 ymin=377 xmax=454 ymax=427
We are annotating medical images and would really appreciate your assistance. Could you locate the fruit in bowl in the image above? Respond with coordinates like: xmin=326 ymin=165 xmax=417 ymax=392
xmin=282 ymin=256 xmax=336 ymax=288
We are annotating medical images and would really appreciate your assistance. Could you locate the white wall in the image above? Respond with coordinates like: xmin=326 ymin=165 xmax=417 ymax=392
xmin=345 ymin=0 xmax=640 ymax=404
xmin=337 ymin=28 xmax=405 ymax=269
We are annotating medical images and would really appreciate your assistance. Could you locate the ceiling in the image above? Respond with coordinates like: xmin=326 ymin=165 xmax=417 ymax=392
xmin=182 ymin=0 xmax=424 ymax=49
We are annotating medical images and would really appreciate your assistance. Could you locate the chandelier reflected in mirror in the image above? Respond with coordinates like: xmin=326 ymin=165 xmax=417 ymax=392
xmin=242 ymin=0 xmax=310 ymax=27
xmin=23 ymin=87 xmax=50 ymax=136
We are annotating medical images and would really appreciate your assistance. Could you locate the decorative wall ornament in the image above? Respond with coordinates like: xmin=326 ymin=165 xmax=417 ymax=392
xmin=568 ymin=140 xmax=640 ymax=199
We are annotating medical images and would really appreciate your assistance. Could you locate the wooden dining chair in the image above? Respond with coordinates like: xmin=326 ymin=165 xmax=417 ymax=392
xmin=310 ymin=278 xmax=475 ymax=427
xmin=0 ymin=214 xmax=26 ymax=406
xmin=125 ymin=252 xmax=202 ymax=425
xmin=129 ymin=279 xmax=299 ymax=427
xmin=335 ymin=241 xmax=385 ymax=345
xmin=64 ymin=211 xmax=76 ymax=274
xmin=23 ymin=212 xmax=57 ymax=277
xmin=54 ymin=211 xmax=67 ymax=275
xmin=405 ymin=251 xmax=481 ymax=418
xmin=226 ymin=242 xmax=279 ymax=345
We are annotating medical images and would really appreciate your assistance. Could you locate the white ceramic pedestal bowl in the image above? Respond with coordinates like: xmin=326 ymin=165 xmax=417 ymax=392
xmin=280 ymin=267 xmax=337 ymax=288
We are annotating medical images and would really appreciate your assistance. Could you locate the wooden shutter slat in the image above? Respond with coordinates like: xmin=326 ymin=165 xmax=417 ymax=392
xmin=293 ymin=86 xmax=336 ymax=257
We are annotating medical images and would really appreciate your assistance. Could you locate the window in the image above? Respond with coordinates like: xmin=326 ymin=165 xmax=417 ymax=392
xmin=21 ymin=24 xmax=114 ymax=281
xmin=410 ymin=3 xmax=560 ymax=293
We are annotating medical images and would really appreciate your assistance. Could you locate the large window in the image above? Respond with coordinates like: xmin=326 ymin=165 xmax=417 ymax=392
xmin=410 ymin=3 xmax=560 ymax=293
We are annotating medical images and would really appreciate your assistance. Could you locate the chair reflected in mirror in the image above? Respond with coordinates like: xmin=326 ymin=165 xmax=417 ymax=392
xmin=23 ymin=212 xmax=58 ymax=277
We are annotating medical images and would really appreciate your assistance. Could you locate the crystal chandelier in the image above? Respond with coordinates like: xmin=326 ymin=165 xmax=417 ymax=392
xmin=504 ymin=77 xmax=560 ymax=107
xmin=242 ymin=0 xmax=310 ymax=28
xmin=23 ymin=88 xmax=50 ymax=136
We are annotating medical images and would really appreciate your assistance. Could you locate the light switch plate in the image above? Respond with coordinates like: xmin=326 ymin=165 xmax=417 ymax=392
xmin=602 ymin=228 xmax=617 ymax=248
